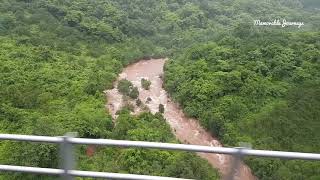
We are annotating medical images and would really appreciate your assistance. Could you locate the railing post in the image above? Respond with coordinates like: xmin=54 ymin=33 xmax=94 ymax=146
xmin=60 ymin=132 xmax=77 ymax=180
xmin=227 ymin=147 xmax=245 ymax=180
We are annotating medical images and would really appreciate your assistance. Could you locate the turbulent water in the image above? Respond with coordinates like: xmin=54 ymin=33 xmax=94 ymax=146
xmin=105 ymin=59 xmax=255 ymax=180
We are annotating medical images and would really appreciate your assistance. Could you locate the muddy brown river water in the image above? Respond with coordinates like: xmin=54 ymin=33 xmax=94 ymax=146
xmin=105 ymin=59 xmax=256 ymax=180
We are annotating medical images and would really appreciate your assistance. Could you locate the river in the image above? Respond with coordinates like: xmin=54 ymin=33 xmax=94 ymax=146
xmin=105 ymin=58 xmax=256 ymax=180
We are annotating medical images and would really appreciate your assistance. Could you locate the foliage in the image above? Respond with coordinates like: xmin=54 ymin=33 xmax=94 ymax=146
xmin=136 ymin=99 xmax=142 ymax=107
xmin=129 ymin=87 xmax=139 ymax=99
xmin=141 ymin=78 xmax=151 ymax=90
xmin=0 ymin=0 xmax=319 ymax=179
xmin=118 ymin=79 xmax=133 ymax=95
xmin=159 ymin=104 xmax=165 ymax=114
xmin=117 ymin=79 xmax=139 ymax=99
xmin=78 ymin=112 xmax=219 ymax=180
xmin=164 ymin=31 xmax=320 ymax=179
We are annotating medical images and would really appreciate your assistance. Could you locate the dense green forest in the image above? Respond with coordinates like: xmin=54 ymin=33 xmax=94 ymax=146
xmin=162 ymin=1 xmax=320 ymax=180
xmin=0 ymin=0 xmax=319 ymax=179
xmin=164 ymin=31 xmax=320 ymax=179
xmin=0 ymin=0 xmax=222 ymax=179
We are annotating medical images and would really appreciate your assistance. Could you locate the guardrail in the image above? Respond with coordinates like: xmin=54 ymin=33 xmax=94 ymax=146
xmin=0 ymin=133 xmax=319 ymax=180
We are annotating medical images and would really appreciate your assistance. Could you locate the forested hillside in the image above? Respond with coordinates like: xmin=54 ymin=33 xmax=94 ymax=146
xmin=164 ymin=31 xmax=320 ymax=179
xmin=0 ymin=0 xmax=319 ymax=179
xmin=162 ymin=1 xmax=320 ymax=179
xmin=0 ymin=0 xmax=221 ymax=179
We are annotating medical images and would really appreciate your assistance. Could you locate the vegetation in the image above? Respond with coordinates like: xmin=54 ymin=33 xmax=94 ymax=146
xmin=129 ymin=87 xmax=139 ymax=99
xmin=141 ymin=78 xmax=152 ymax=90
xmin=118 ymin=79 xmax=133 ymax=95
xmin=78 ymin=111 xmax=219 ymax=180
xmin=122 ymin=102 xmax=135 ymax=112
xmin=136 ymin=99 xmax=142 ymax=107
xmin=159 ymin=104 xmax=165 ymax=114
xmin=117 ymin=79 xmax=139 ymax=99
xmin=0 ymin=0 xmax=319 ymax=179
xmin=164 ymin=26 xmax=320 ymax=180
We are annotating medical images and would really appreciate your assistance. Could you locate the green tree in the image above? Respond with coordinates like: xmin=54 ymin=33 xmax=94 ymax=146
xmin=141 ymin=78 xmax=151 ymax=90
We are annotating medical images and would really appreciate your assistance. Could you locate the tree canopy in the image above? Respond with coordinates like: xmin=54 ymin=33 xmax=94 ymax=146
xmin=0 ymin=0 xmax=319 ymax=179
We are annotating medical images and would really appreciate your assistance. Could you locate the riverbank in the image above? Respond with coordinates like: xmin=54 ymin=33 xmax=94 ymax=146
xmin=105 ymin=58 xmax=255 ymax=180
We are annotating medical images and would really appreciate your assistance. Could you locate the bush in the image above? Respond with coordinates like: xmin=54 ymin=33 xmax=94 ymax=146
xmin=123 ymin=102 xmax=135 ymax=112
xmin=159 ymin=104 xmax=165 ymax=113
xmin=117 ymin=79 xmax=133 ymax=95
xmin=129 ymin=87 xmax=139 ymax=99
xmin=141 ymin=78 xmax=151 ymax=90
xmin=117 ymin=79 xmax=139 ymax=99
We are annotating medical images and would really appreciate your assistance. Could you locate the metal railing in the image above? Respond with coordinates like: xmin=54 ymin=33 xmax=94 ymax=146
xmin=0 ymin=133 xmax=319 ymax=180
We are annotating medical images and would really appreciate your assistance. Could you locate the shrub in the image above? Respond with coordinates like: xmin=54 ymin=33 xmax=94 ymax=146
xmin=141 ymin=78 xmax=151 ymax=90
xmin=159 ymin=104 xmax=165 ymax=113
xmin=117 ymin=79 xmax=133 ymax=95
xmin=123 ymin=102 xmax=135 ymax=112
xmin=129 ymin=87 xmax=139 ymax=99
xmin=117 ymin=79 xmax=139 ymax=99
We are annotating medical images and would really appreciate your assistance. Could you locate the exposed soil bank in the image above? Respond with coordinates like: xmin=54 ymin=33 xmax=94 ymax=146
xmin=105 ymin=58 xmax=255 ymax=180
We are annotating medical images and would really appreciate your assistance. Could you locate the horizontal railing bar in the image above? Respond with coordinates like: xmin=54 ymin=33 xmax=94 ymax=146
xmin=0 ymin=165 xmax=63 ymax=175
xmin=243 ymin=149 xmax=320 ymax=160
xmin=0 ymin=134 xmax=320 ymax=160
xmin=0 ymin=165 xmax=192 ymax=180
xmin=70 ymin=138 xmax=320 ymax=160
xmin=0 ymin=134 xmax=62 ymax=143
xmin=70 ymin=138 xmax=238 ymax=154
xmin=69 ymin=170 xmax=192 ymax=180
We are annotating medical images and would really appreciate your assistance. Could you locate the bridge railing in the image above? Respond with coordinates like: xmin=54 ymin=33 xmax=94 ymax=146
xmin=0 ymin=133 xmax=319 ymax=180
